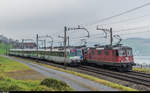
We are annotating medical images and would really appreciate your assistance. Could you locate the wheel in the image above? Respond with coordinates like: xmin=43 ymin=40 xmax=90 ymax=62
xmin=117 ymin=67 xmax=124 ymax=72
xmin=81 ymin=59 xmax=88 ymax=65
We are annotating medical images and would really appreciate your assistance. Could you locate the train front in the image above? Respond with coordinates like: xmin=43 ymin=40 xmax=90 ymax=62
xmin=69 ymin=48 xmax=83 ymax=66
xmin=117 ymin=46 xmax=136 ymax=71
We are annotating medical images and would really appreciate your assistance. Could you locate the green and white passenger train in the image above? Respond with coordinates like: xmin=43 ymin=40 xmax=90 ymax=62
xmin=9 ymin=48 xmax=83 ymax=66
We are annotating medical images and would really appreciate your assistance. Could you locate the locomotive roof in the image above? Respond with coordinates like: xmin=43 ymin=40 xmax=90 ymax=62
xmin=87 ymin=45 xmax=132 ymax=50
xmin=10 ymin=48 xmax=81 ymax=52
xmin=10 ymin=48 xmax=69 ymax=52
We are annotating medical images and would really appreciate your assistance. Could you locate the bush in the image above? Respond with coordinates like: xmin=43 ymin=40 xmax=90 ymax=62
xmin=40 ymin=78 xmax=73 ymax=91
xmin=32 ymin=86 xmax=54 ymax=91
xmin=8 ymin=84 xmax=25 ymax=91
xmin=0 ymin=75 xmax=5 ymax=80
xmin=0 ymin=76 xmax=73 ymax=91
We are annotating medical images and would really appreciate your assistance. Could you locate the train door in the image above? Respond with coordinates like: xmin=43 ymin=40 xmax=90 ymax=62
xmin=82 ymin=48 xmax=87 ymax=60
xmin=88 ymin=49 xmax=92 ymax=59
xmin=104 ymin=50 xmax=110 ymax=62
xmin=91 ymin=49 xmax=96 ymax=60
xmin=112 ymin=50 xmax=119 ymax=62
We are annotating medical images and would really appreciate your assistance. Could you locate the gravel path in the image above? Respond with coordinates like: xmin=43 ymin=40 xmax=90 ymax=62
xmin=6 ymin=56 xmax=119 ymax=91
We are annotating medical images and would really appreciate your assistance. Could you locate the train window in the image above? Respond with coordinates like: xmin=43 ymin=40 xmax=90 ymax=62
xmin=104 ymin=50 xmax=109 ymax=56
xmin=77 ymin=50 xmax=82 ymax=56
xmin=61 ymin=52 xmax=64 ymax=57
xmin=57 ymin=52 xmax=60 ymax=57
xmin=55 ymin=52 xmax=58 ymax=56
xmin=58 ymin=52 xmax=62 ymax=57
xmin=42 ymin=51 xmax=45 ymax=55
xmin=98 ymin=50 xmax=102 ymax=55
xmin=54 ymin=52 xmax=57 ymax=56
xmin=45 ymin=51 xmax=48 ymax=55
xmin=47 ymin=52 xmax=51 ymax=55
xmin=50 ymin=52 xmax=52 ymax=56
xmin=127 ymin=49 xmax=133 ymax=56
xmin=39 ymin=51 xmax=42 ymax=55
xmin=51 ymin=52 xmax=55 ymax=56
xmin=119 ymin=50 xmax=126 ymax=56
xmin=83 ymin=49 xmax=87 ymax=54
xmin=67 ymin=52 xmax=69 ymax=56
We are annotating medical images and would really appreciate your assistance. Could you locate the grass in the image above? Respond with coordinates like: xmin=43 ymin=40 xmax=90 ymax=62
xmin=0 ymin=56 xmax=74 ymax=91
xmin=18 ymin=58 xmax=137 ymax=91
xmin=133 ymin=67 xmax=150 ymax=74
xmin=0 ymin=43 xmax=12 ymax=55
xmin=0 ymin=75 xmax=73 ymax=91
xmin=0 ymin=56 xmax=31 ymax=73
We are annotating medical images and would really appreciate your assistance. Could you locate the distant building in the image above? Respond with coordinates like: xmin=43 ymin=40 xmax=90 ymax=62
xmin=14 ymin=42 xmax=37 ymax=49
xmin=23 ymin=42 xmax=37 ymax=49
xmin=0 ymin=35 xmax=9 ymax=43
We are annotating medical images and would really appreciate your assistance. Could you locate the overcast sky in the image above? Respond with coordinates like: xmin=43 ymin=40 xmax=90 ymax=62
xmin=0 ymin=0 xmax=150 ymax=46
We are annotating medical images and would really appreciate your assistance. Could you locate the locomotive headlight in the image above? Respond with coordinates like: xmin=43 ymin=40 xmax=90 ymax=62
xmin=71 ymin=59 xmax=80 ymax=62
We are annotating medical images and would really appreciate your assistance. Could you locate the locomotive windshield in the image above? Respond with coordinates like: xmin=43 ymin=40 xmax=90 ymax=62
xmin=70 ymin=49 xmax=82 ymax=56
xmin=118 ymin=50 xmax=126 ymax=56
xmin=76 ymin=50 xmax=82 ymax=56
xmin=127 ymin=49 xmax=133 ymax=56
xmin=118 ymin=48 xmax=133 ymax=56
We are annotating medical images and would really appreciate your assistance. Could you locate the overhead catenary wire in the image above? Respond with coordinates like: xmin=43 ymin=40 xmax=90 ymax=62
xmin=69 ymin=20 xmax=150 ymax=40
xmin=116 ymin=30 xmax=150 ymax=36
xmin=70 ymin=25 xmax=149 ymax=40
xmin=85 ymin=30 xmax=150 ymax=46
xmin=40 ymin=29 xmax=150 ymax=47
xmin=99 ymin=14 xmax=150 ymax=26
xmin=86 ymin=1 xmax=150 ymax=27
xmin=115 ymin=25 xmax=149 ymax=32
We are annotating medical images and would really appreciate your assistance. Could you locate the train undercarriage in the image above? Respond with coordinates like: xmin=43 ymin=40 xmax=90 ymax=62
xmin=82 ymin=59 xmax=136 ymax=72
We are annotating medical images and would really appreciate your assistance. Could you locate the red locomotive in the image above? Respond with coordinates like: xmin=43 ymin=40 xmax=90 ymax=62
xmin=82 ymin=44 xmax=136 ymax=71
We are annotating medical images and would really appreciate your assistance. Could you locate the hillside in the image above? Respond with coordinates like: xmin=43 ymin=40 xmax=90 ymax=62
xmin=0 ymin=43 xmax=12 ymax=55
xmin=0 ymin=35 xmax=14 ymax=54
xmin=121 ymin=38 xmax=150 ymax=56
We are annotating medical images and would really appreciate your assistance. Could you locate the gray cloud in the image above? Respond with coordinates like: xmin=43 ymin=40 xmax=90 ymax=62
xmin=0 ymin=0 xmax=150 ymax=46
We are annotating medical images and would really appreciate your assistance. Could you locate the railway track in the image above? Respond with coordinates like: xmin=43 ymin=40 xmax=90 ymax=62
xmin=81 ymin=64 xmax=150 ymax=79
xmin=78 ymin=65 xmax=150 ymax=87
xmin=126 ymin=71 xmax=150 ymax=79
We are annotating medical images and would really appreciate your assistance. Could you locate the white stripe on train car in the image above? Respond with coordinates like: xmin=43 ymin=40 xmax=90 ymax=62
xmin=96 ymin=48 xmax=104 ymax=50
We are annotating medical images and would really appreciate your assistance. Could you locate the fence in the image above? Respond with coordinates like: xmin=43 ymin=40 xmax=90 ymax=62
xmin=135 ymin=63 xmax=150 ymax=69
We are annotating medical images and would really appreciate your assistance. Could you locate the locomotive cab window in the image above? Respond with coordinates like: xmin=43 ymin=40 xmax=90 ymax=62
xmin=83 ymin=49 xmax=88 ymax=54
xmin=118 ymin=49 xmax=126 ymax=56
xmin=70 ymin=49 xmax=82 ymax=56
xmin=127 ymin=49 xmax=133 ymax=56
